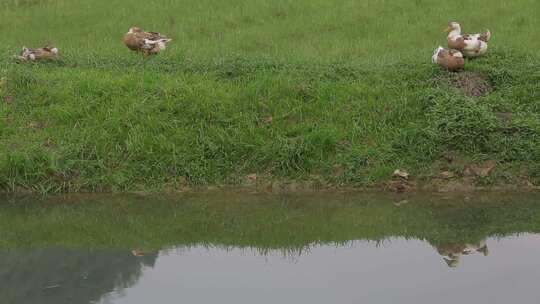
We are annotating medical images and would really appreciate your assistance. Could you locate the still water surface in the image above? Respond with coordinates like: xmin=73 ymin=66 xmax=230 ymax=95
xmin=1 ymin=192 xmax=539 ymax=304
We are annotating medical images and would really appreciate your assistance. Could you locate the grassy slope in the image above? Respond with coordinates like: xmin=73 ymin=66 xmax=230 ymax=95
xmin=0 ymin=0 xmax=539 ymax=192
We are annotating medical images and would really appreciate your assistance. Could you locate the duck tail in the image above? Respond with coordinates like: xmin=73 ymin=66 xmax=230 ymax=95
xmin=480 ymin=30 xmax=491 ymax=42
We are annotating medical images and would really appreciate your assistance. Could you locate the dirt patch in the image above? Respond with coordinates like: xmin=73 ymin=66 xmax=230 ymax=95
xmin=449 ymin=72 xmax=493 ymax=97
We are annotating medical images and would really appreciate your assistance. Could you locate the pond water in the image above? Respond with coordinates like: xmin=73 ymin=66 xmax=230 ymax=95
xmin=0 ymin=192 xmax=539 ymax=304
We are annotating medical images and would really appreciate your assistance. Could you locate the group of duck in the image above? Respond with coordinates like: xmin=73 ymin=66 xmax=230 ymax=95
xmin=432 ymin=22 xmax=492 ymax=71
xmin=16 ymin=26 xmax=172 ymax=61
xmin=17 ymin=22 xmax=490 ymax=73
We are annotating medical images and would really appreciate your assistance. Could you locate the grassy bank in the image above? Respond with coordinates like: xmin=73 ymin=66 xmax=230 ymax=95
xmin=1 ymin=0 xmax=539 ymax=192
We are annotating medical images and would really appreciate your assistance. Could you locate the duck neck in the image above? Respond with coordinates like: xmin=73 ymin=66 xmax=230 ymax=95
xmin=448 ymin=27 xmax=461 ymax=39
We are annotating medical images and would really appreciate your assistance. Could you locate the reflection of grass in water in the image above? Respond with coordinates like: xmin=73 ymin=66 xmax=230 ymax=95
xmin=0 ymin=192 xmax=539 ymax=251
xmin=0 ymin=248 xmax=157 ymax=304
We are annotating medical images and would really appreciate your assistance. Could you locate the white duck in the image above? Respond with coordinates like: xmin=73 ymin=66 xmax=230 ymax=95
xmin=432 ymin=46 xmax=465 ymax=71
xmin=123 ymin=26 xmax=172 ymax=56
xmin=445 ymin=22 xmax=491 ymax=58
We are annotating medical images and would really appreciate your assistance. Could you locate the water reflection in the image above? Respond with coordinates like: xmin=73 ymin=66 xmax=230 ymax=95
xmin=1 ymin=235 xmax=538 ymax=304
xmin=434 ymin=239 xmax=489 ymax=267
xmin=0 ymin=248 xmax=157 ymax=304
xmin=113 ymin=236 xmax=540 ymax=304
xmin=0 ymin=192 xmax=539 ymax=303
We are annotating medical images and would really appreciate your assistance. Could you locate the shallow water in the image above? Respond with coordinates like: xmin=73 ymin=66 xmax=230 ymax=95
xmin=1 ymin=192 xmax=539 ymax=304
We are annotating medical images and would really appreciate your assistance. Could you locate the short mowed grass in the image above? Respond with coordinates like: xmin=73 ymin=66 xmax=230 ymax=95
xmin=0 ymin=0 xmax=539 ymax=192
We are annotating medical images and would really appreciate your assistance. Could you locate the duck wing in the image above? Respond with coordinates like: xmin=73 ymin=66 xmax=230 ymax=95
xmin=461 ymin=35 xmax=483 ymax=51
xmin=126 ymin=32 xmax=157 ymax=50
xmin=448 ymin=36 xmax=467 ymax=50
xmin=33 ymin=48 xmax=56 ymax=59
xmin=123 ymin=33 xmax=146 ymax=50
xmin=463 ymin=33 xmax=481 ymax=40
xmin=463 ymin=31 xmax=491 ymax=43
xmin=436 ymin=49 xmax=464 ymax=71
xmin=143 ymin=31 xmax=168 ymax=42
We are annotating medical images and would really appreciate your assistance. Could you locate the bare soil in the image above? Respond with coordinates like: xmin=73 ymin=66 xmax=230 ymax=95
xmin=449 ymin=72 xmax=493 ymax=97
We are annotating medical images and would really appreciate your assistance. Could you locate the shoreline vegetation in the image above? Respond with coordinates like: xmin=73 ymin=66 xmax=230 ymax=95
xmin=1 ymin=53 xmax=538 ymax=193
xmin=1 ymin=1 xmax=539 ymax=193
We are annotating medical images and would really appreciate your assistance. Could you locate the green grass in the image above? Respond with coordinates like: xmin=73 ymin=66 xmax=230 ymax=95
xmin=0 ymin=0 xmax=539 ymax=192
xmin=2 ymin=0 xmax=540 ymax=61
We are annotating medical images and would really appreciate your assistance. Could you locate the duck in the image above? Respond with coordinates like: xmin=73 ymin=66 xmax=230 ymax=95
xmin=432 ymin=46 xmax=465 ymax=71
xmin=445 ymin=22 xmax=491 ymax=58
xmin=16 ymin=46 xmax=58 ymax=62
xmin=123 ymin=26 xmax=172 ymax=56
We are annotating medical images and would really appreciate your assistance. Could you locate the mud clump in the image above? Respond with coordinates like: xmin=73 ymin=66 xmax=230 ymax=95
xmin=450 ymin=72 xmax=493 ymax=97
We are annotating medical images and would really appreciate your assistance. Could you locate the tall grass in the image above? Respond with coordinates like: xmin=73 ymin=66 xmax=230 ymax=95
xmin=0 ymin=0 xmax=539 ymax=192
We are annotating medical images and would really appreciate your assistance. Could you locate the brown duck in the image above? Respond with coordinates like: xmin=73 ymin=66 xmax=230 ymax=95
xmin=123 ymin=26 xmax=172 ymax=56
xmin=432 ymin=46 xmax=465 ymax=71
xmin=17 ymin=46 xmax=58 ymax=62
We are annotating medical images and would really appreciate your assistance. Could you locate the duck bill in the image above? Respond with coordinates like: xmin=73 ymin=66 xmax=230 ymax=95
xmin=443 ymin=26 xmax=453 ymax=33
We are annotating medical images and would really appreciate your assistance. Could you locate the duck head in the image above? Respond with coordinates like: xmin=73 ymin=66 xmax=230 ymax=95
xmin=432 ymin=46 xmax=444 ymax=63
xmin=128 ymin=26 xmax=143 ymax=34
xmin=444 ymin=22 xmax=461 ymax=37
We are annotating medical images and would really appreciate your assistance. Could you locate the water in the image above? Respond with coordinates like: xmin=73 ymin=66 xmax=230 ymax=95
xmin=0 ymin=192 xmax=539 ymax=304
